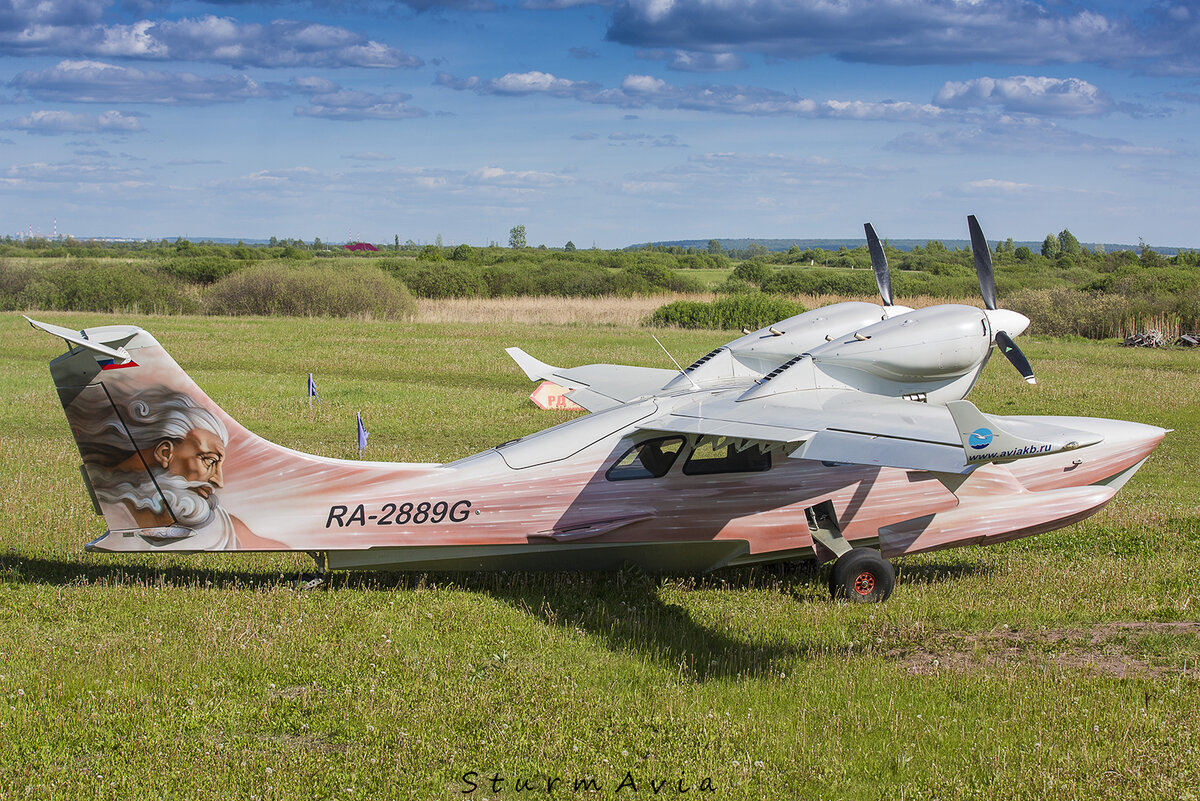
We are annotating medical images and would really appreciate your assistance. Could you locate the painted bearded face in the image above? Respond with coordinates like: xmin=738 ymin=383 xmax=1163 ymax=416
xmin=90 ymin=427 xmax=229 ymax=530
xmin=154 ymin=428 xmax=226 ymax=498
xmin=143 ymin=427 xmax=227 ymax=527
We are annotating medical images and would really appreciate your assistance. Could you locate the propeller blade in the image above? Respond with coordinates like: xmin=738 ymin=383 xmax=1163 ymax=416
xmin=967 ymin=214 xmax=997 ymax=311
xmin=995 ymin=330 xmax=1036 ymax=385
xmin=864 ymin=222 xmax=893 ymax=307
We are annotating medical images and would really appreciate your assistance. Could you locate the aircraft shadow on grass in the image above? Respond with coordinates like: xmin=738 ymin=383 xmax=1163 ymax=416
xmin=0 ymin=552 xmax=962 ymax=680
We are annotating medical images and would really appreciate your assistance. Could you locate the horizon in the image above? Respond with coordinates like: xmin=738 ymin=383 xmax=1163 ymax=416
xmin=2 ymin=2 xmax=1198 ymax=249
xmin=6 ymin=233 xmax=1177 ymax=255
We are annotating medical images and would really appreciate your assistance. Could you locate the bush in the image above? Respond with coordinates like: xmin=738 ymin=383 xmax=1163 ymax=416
xmin=0 ymin=259 xmax=198 ymax=314
xmin=715 ymin=276 xmax=758 ymax=294
xmin=418 ymin=245 xmax=445 ymax=262
xmin=204 ymin=263 xmax=416 ymax=319
xmin=400 ymin=264 xmax=487 ymax=299
xmin=645 ymin=293 xmax=806 ymax=330
xmin=619 ymin=261 xmax=705 ymax=293
xmin=159 ymin=255 xmax=240 ymax=285
xmin=1007 ymin=287 xmax=1157 ymax=339
xmin=731 ymin=261 xmax=770 ymax=286
xmin=761 ymin=267 xmax=877 ymax=296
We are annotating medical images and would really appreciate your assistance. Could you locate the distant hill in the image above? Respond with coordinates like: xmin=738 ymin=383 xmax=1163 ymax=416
xmin=628 ymin=238 xmax=1180 ymax=255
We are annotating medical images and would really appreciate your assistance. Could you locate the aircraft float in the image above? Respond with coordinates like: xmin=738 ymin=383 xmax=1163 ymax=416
xmin=30 ymin=217 xmax=1165 ymax=601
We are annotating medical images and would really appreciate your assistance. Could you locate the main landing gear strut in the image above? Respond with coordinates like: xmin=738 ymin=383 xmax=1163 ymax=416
xmin=297 ymin=551 xmax=328 ymax=590
xmin=828 ymin=548 xmax=896 ymax=603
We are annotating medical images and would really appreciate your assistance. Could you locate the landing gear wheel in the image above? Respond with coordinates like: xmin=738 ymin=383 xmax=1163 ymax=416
xmin=829 ymin=549 xmax=895 ymax=603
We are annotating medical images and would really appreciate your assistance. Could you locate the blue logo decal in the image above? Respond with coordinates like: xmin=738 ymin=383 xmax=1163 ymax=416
xmin=968 ymin=428 xmax=994 ymax=450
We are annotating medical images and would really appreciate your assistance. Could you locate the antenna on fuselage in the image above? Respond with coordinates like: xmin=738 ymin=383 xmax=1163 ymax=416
xmin=651 ymin=334 xmax=701 ymax=390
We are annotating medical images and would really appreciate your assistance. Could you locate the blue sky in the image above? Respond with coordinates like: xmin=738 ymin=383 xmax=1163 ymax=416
xmin=2 ymin=0 xmax=1199 ymax=248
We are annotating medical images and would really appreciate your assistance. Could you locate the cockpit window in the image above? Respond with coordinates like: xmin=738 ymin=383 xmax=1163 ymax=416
xmin=606 ymin=436 xmax=685 ymax=481
xmin=682 ymin=439 xmax=771 ymax=476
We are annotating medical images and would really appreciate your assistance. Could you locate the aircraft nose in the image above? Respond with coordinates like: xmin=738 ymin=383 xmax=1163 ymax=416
xmin=985 ymin=308 xmax=1030 ymax=338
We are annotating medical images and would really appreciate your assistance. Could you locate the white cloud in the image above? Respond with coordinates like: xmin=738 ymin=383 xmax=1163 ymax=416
xmin=605 ymin=0 xmax=1150 ymax=69
xmin=620 ymin=74 xmax=668 ymax=94
xmin=886 ymin=119 xmax=1175 ymax=156
xmin=961 ymin=178 xmax=1039 ymax=194
xmin=292 ymin=78 xmax=427 ymax=121
xmin=2 ymin=109 xmax=144 ymax=135
xmin=608 ymin=131 xmax=685 ymax=147
xmin=9 ymin=60 xmax=279 ymax=104
xmin=438 ymin=69 xmax=950 ymax=121
xmin=0 ymin=0 xmax=109 ymax=29
xmin=954 ymin=177 xmax=1103 ymax=198
xmin=467 ymin=166 xmax=575 ymax=188
xmin=621 ymin=151 xmax=881 ymax=196
xmin=0 ymin=11 xmax=421 ymax=69
xmin=1 ymin=159 xmax=146 ymax=185
xmin=487 ymin=71 xmax=600 ymax=96
xmin=636 ymin=49 xmax=747 ymax=72
xmin=934 ymin=76 xmax=1113 ymax=117
xmin=210 ymin=163 xmax=579 ymax=201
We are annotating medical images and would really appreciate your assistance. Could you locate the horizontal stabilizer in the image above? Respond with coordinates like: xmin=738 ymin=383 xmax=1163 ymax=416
xmin=26 ymin=316 xmax=133 ymax=364
xmin=505 ymin=346 xmax=679 ymax=412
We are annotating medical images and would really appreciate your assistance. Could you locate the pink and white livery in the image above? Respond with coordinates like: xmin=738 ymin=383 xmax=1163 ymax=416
xmin=31 ymin=217 xmax=1166 ymax=601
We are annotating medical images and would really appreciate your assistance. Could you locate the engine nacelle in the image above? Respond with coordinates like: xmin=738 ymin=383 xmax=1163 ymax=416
xmin=723 ymin=302 xmax=886 ymax=371
xmin=808 ymin=305 xmax=991 ymax=381
xmin=665 ymin=301 xmax=888 ymax=390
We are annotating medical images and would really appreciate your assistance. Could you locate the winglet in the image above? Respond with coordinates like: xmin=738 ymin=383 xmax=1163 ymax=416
xmin=26 ymin=316 xmax=133 ymax=364
xmin=947 ymin=400 xmax=1100 ymax=464
xmin=505 ymin=347 xmax=559 ymax=383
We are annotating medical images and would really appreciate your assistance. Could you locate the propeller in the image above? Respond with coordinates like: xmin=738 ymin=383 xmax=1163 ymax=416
xmin=864 ymin=222 xmax=893 ymax=307
xmin=967 ymin=215 xmax=1036 ymax=385
xmin=995 ymin=331 xmax=1036 ymax=384
xmin=864 ymin=223 xmax=912 ymax=317
xmin=967 ymin=214 xmax=997 ymax=311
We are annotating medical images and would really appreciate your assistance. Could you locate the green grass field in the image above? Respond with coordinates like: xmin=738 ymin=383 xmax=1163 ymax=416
xmin=1 ymin=312 xmax=1197 ymax=800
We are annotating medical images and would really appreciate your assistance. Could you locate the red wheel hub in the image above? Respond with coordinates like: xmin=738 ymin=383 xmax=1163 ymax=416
xmin=853 ymin=571 xmax=876 ymax=596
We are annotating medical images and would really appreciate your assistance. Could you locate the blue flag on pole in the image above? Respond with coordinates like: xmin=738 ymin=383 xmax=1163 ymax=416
xmin=307 ymin=373 xmax=318 ymax=399
xmin=357 ymin=411 xmax=369 ymax=453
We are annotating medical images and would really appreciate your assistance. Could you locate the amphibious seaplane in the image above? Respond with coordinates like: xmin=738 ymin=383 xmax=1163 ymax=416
xmin=31 ymin=217 xmax=1165 ymax=602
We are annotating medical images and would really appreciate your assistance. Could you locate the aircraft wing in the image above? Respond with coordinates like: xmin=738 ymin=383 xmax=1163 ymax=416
xmin=506 ymin=347 xmax=679 ymax=412
xmin=638 ymin=390 xmax=1102 ymax=474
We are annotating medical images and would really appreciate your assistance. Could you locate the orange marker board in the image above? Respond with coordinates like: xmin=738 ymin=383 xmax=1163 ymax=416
xmin=529 ymin=381 xmax=585 ymax=411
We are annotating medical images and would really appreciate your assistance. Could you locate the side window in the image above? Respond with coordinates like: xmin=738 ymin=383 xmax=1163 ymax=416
xmin=606 ymin=437 xmax=685 ymax=481
xmin=682 ymin=439 xmax=771 ymax=476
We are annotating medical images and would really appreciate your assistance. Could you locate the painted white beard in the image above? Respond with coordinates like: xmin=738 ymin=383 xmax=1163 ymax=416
xmin=93 ymin=468 xmax=218 ymax=529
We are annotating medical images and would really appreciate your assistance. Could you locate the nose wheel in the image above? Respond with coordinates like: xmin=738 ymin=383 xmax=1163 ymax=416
xmin=829 ymin=548 xmax=895 ymax=603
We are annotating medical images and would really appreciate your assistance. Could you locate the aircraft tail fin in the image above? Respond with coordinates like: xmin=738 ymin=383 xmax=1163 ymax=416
xmin=32 ymin=318 xmax=435 ymax=554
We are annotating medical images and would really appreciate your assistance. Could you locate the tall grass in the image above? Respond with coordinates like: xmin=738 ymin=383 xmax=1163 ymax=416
xmin=417 ymin=295 xmax=701 ymax=326
xmin=204 ymin=263 xmax=416 ymax=320
xmin=1007 ymin=287 xmax=1200 ymax=339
